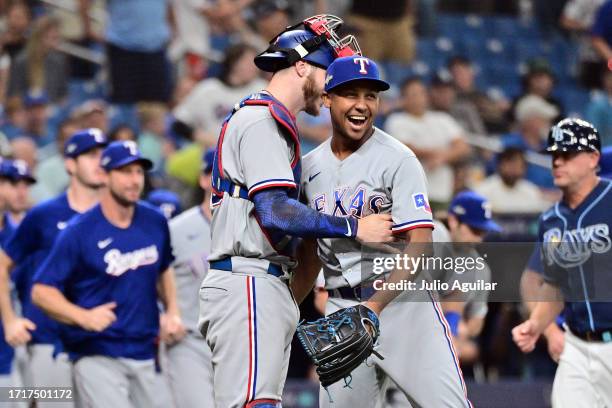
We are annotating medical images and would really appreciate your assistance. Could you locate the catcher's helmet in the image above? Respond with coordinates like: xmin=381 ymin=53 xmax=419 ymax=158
xmin=544 ymin=118 xmax=601 ymax=154
xmin=254 ymin=14 xmax=361 ymax=73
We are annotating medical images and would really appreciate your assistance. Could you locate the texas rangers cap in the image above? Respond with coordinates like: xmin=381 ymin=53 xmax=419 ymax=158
xmin=201 ymin=147 xmax=216 ymax=174
xmin=23 ymin=90 xmax=49 ymax=108
xmin=448 ymin=191 xmax=501 ymax=233
xmin=600 ymin=146 xmax=612 ymax=179
xmin=0 ymin=159 xmax=36 ymax=184
xmin=64 ymin=128 xmax=108 ymax=158
xmin=146 ymin=189 xmax=182 ymax=219
xmin=325 ymin=55 xmax=390 ymax=93
xmin=100 ymin=141 xmax=153 ymax=171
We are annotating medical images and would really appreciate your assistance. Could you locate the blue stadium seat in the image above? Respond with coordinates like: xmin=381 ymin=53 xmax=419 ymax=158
xmin=557 ymin=87 xmax=592 ymax=117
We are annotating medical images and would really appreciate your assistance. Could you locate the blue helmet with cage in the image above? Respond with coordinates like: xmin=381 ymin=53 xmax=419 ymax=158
xmin=254 ymin=14 xmax=361 ymax=73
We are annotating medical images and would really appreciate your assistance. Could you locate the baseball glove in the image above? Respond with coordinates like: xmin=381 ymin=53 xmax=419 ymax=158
xmin=296 ymin=304 xmax=383 ymax=387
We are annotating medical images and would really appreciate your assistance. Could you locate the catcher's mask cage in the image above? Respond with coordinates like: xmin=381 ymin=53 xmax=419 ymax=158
xmin=254 ymin=14 xmax=362 ymax=72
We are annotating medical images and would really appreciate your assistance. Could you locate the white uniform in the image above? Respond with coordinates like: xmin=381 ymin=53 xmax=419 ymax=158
xmin=302 ymin=129 xmax=472 ymax=407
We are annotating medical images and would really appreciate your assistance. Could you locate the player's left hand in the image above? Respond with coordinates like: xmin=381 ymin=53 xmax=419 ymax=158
xmin=160 ymin=313 xmax=186 ymax=345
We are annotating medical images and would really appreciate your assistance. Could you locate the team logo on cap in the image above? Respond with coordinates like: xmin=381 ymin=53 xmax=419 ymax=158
xmin=66 ymin=143 xmax=77 ymax=153
xmin=353 ymin=57 xmax=370 ymax=74
xmin=91 ymin=128 xmax=105 ymax=143
xmin=551 ymin=126 xmax=566 ymax=142
xmin=325 ymin=74 xmax=333 ymax=85
xmin=101 ymin=156 xmax=111 ymax=166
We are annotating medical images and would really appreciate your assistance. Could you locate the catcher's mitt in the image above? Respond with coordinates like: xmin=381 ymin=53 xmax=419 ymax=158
xmin=296 ymin=304 xmax=383 ymax=387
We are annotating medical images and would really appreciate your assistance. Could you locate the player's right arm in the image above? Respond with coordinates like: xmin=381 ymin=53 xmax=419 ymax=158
xmin=0 ymin=250 xmax=36 ymax=346
xmin=31 ymin=285 xmax=116 ymax=332
xmin=30 ymin=227 xmax=116 ymax=332
xmin=512 ymin=282 xmax=564 ymax=353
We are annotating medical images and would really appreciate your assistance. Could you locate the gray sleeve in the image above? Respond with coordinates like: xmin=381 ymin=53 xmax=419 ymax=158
xmin=239 ymin=117 xmax=296 ymax=196
xmin=390 ymin=156 xmax=435 ymax=233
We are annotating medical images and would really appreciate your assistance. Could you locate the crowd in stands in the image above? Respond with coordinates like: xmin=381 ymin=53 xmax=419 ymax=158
xmin=0 ymin=0 xmax=611 ymax=385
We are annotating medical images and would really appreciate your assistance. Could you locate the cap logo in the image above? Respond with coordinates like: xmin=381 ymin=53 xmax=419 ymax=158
xmin=551 ymin=126 xmax=565 ymax=142
xmin=91 ymin=128 xmax=105 ymax=143
xmin=13 ymin=160 xmax=27 ymax=175
xmin=482 ymin=202 xmax=493 ymax=219
xmin=325 ymin=74 xmax=333 ymax=85
xmin=123 ymin=140 xmax=139 ymax=156
xmin=101 ymin=156 xmax=111 ymax=166
xmin=66 ymin=143 xmax=77 ymax=153
xmin=353 ymin=57 xmax=370 ymax=74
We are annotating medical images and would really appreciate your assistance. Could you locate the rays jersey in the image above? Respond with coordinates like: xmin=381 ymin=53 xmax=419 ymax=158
xmin=301 ymin=128 xmax=434 ymax=288
xmin=33 ymin=202 xmax=174 ymax=360
xmin=539 ymin=178 xmax=612 ymax=333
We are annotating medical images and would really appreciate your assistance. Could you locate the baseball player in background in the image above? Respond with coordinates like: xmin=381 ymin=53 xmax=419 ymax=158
xmin=30 ymin=141 xmax=185 ymax=408
xmin=440 ymin=191 xmax=500 ymax=363
xmin=164 ymin=148 xmax=214 ymax=407
xmin=513 ymin=118 xmax=612 ymax=408
xmin=300 ymin=55 xmax=472 ymax=407
xmin=199 ymin=15 xmax=392 ymax=408
xmin=0 ymin=129 xmax=107 ymax=407
xmin=0 ymin=159 xmax=36 ymax=225
xmin=0 ymin=166 xmax=17 ymax=391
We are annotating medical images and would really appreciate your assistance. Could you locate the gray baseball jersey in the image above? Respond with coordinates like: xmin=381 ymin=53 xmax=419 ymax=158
xmin=302 ymin=128 xmax=471 ymax=408
xmin=209 ymin=105 xmax=298 ymax=269
xmin=166 ymin=206 xmax=214 ymax=408
xmin=200 ymin=99 xmax=302 ymax=407
xmin=169 ymin=206 xmax=210 ymax=332
xmin=301 ymin=128 xmax=435 ymax=289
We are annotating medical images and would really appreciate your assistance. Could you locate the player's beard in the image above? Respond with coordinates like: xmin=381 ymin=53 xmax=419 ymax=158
xmin=302 ymin=72 xmax=322 ymax=116
xmin=75 ymin=171 xmax=104 ymax=190
xmin=109 ymin=186 xmax=138 ymax=208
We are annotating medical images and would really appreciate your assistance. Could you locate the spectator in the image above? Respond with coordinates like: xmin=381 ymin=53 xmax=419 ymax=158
xmin=560 ymin=0 xmax=607 ymax=88
xmin=448 ymin=56 xmax=510 ymax=133
xmin=347 ymin=0 xmax=416 ymax=63
xmin=137 ymin=103 xmax=173 ymax=171
xmin=586 ymin=67 xmax=612 ymax=147
xmin=0 ymin=96 xmax=27 ymax=139
xmin=0 ymin=1 xmax=31 ymax=59
xmin=591 ymin=0 xmax=612 ymax=64
xmin=474 ymin=147 xmax=550 ymax=213
xmin=108 ymin=124 xmax=137 ymax=142
xmin=429 ymin=74 xmax=486 ymax=137
xmin=71 ymin=99 xmax=109 ymax=134
xmin=501 ymin=95 xmax=558 ymax=190
xmin=79 ymin=0 xmax=173 ymax=103
xmin=514 ymin=59 xmax=564 ymax=123
xmin=385 ymin=77 xmax=471 ymax=208
xmin=239 ymin=0 xmax=293 ymax=50
xmin=10 ymin=136 xmax=37 ymax=171
xmin=30 ymin=119 xmax=80 ymax=203
xmin=145 ymin=189 xmax=182 ymax=220
xmin=172 ymin=43 xmax=265 ymax=147
xmin=169 ymin=0 xmax=212 ymax=82
xmin=297 ymin=108 xmax=332 ymax=154
xmin=22 ymin=91 xmax=51 ymax=148
xmin=0 ymin=159 xmax=36 ymax=224
xmin=8 ymin=15 xmax=68 ymax=104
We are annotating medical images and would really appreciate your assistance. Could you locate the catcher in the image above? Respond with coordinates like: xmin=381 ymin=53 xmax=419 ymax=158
xmin=298 ymin=55 xmax=472 ymax=407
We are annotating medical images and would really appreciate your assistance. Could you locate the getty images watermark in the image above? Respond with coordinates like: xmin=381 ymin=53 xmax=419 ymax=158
xmin=370 ymin=252 xmax=498 ymax=293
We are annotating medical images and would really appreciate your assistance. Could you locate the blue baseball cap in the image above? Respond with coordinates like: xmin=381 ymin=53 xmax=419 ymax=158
xmin=0 ymin=159 xmax=36 ymax=184
xmin=64 ymin=128 xmax=108 ymax=158
xmin=24 ymin=90 xmax=49 ymax=108
xmin=599 ymin=146 xmax=612 ymax=179
xmin=146 ymin=189 xmax=182 ymax=219
xmin=448 ymin=191 xmax=501 ymax=233
xmin=100 ymin=141 xmax=153 ymax=172
xmin=202 ymin=147 xmax=216 ymax=174
xmin=324 ymin=56 xmax=390 ymax=93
